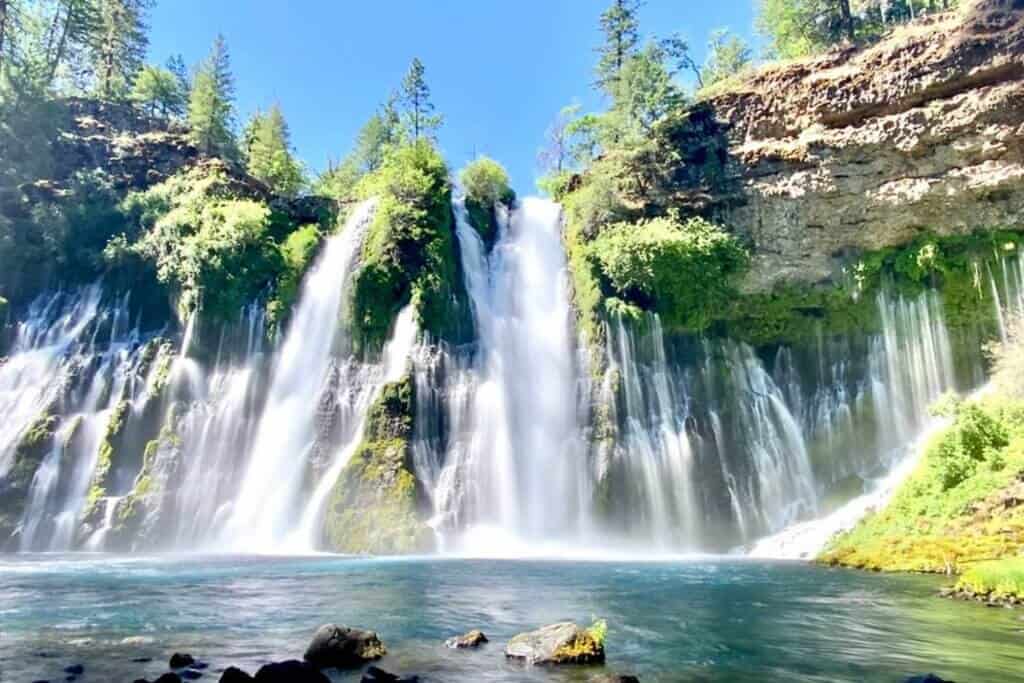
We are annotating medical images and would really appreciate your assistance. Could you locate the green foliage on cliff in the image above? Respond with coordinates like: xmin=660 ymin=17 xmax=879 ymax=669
xmin=460 ymin=156 xmax=515 ymax=248
xmin=823 ymin=324 xmax=1024 ymax=575
xmin=117 ymin=164 xmax=324 ymax=327
xmin=243 ymin=104 xmax=306 ymax=197
xmin=350 ymin=140 xmax=469 ymax=355
xmin=956 ymin=558 xmax=1024 ymax=600
xmin=323 ymin=377 xmax=433 ymax=554
xmin=586 ymin=213 xmax=749 ymax=331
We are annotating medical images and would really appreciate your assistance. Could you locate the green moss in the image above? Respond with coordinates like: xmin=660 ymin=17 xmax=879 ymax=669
xmin=82 ymin=400 xmax=132 ymax=516
xmin=323 ymin=377 xmax=433 ymax=554
xmin=956 ymin=558 xmax=1024 ymax=599
xmin=821 ymin=395 xmax=1024 ymax=573
xmin=349 ymin=141 xmax=471 ymax=355
xmin=465 ymin=198 xmax=499 ymax=250
xmin=0 ymin=411 xmax=59 ymax=542
xmin=266 ymin=223 xmax=323 ymax=333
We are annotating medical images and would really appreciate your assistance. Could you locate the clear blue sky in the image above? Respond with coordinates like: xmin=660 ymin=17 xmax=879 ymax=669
xmin=148 ymin=1 xmax=760 ymax=195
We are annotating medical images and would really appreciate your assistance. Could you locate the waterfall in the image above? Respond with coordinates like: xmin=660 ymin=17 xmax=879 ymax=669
xmin=426 ymin=198 xmax=589 ymax=551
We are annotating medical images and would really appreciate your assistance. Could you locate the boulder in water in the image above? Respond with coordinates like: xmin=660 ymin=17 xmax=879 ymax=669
xmin=154 ymin=674 xmax=182 ymax=683
xmin=303 ymin=624 xmax=386 ymax=668
xmin=360 ymin=665 xmax=420 ymax=682
xmin=590 ymin=675 xmax=640 ymax=683
xmin=505 ymin=622 xmax=605 ymax=665
xmin=253 ymin=660 xmax=329 ymax=683
xmin=445 ymin=629 xmax=488 ymax=649
xmin=169 ymin=653 xmax=195 ymax=669
xmin=904 ymin=676 xmax=954 ymax=683
xmin=218 ymin=667 xmax=253 ymax=683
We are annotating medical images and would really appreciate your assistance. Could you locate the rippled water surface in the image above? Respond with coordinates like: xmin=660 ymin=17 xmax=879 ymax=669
xmin=2 ymin=555 xmax=1024 ymax=682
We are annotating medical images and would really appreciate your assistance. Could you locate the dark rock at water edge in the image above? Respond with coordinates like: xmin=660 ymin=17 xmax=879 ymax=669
xmin=303 ymin=623 xmax=386 ymax=668
xmin=170 ymin=653 xmax=196 ymax=669
xmin=505 ymin=622 xmax=605 ymax=665
xmin=154 ymin=674 xmax=183 ymax=683
xmin=361 ymin=665 xmax=420 ymax=682
xmin=254 ymin=660 xmax=330 ymax=683
xmin=445 ymin=629 xmax=488 ymax=649
xmin=218 ymin=667 xmax=254 ymax=683
xmin=590 ymin=675 xmax=640 ymax=683
xmin=904 ymin=675 xmax=955 ymax=683
xmin=64 ymin=664 xmax=84 ymax=675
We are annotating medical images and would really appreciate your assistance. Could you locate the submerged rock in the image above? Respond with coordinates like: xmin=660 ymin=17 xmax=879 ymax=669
xmin=63 ymin=665 xmax=84 ymax=675
xmin=445 ymin=629 xmax=488 ymax=649
xmin=505 ymin=622 xmax=605 ymax=665
xmin=253 ymin=660 xmax=329 ymax=683
xmin=217 ymin=667 xmax=254 ymax=683
xmin=904 ymin=676 xmax=955 ymax=683
xmin=590 ymin=676 xmax=639 ymax=683
xmin=169 ymin=653 xmax=195 ymax=669
xmin=360 ymin=666 xmax=420 ymax=682
xmin=303 ymin=624 xmax=386 ymax=668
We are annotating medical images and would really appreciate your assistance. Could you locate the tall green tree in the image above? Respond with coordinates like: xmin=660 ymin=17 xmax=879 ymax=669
xmin=91 ymin=0 xmax=151 ymax=99
xmin=165 ymin=52 xmax=188 ymax=92
xmin=352 ymin=95 xmax=402 ymax=173
xmin=399 ymin=57 xmax=442 ymax=141
xmin=758 ymin=0 xmax=858 ymax=58
xmin=131 ymin=63 xmax=184 ymax=117
xmin=244 ymin=103 xmax=305 ymax=197
xmin=595 ymin=0 xmax=642 ymax=95
xmin=608 ymin=42 xmax=683 ymax=140
xmin=701 ymin=28 xmax=753 ymax=88
xmin=42 ymin=0 xmax=100 ymax=86
xmin=187 ymin=34 xmax=236 ymax=156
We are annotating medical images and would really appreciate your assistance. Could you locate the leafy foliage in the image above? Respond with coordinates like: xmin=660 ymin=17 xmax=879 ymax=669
xmin=131 ymin=64 xmax=185 ymax=117
xmin=700 ymin=29 xmax=753 ymax=88
xmin=460 ymin=156 xmax=514 ymax=207
xmin=586 ymin=213 xmax=749 ymax=331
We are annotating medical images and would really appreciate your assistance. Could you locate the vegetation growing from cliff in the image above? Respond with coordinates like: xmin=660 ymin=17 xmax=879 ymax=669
xmin=460 ymin=156 xmax=515 ymax=248
xmin=822 ymin=321 xmax=1024 ymax=573
xmin=955 ymin=558 xmax=1024 ymax=600
xmin=114 ymin=163 xmax=325 ymax=329
xmin=349 ymin=140 xmax=470 ymax=355
xmin=323 ymin=377 xmax=432 ymax=554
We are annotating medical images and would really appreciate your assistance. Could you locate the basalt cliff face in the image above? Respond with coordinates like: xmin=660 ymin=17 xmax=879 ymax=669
xmin=676 ymin=0 xmax=1024 ymax=291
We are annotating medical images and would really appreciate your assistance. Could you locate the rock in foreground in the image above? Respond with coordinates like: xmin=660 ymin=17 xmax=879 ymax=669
xmin=445 ymin=629 xmax=488 ymax=649
xmin=218 ymin=667 xmax=254 ymax=683
xmin=253 ymin=660 xmax=329 ymax=683
xmin=361 ymin=665 xmax=420 ymax=682
xmin=303 ymin=624 xmax=387 ymax=669
xmin=505 ymin=622 xmax=605 ymax=665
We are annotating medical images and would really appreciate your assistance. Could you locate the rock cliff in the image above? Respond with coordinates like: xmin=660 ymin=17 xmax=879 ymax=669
xmin=670 ymin=0 xmax=1024 ymax=291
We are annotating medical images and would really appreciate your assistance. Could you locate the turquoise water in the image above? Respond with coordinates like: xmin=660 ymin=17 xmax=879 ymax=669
xmin=2 ymin=555 xmax=1023 ymax=682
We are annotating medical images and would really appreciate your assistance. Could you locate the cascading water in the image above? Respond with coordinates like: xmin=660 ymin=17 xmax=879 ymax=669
xmin=424 ymin=198 xmax=589 ymax=551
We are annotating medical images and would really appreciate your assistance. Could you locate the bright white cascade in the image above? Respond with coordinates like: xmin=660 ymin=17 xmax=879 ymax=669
xmin=432 ymin=198 xmax=588 ymax=551
xmin=224 ymin=200 xmax=381 ymax=550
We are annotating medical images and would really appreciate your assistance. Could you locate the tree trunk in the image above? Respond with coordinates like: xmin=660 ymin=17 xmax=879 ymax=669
xmin=839 ymin=0 xmax=855 ymax=42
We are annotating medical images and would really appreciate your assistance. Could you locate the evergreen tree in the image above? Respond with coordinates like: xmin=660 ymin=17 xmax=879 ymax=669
xmin=187 ymin=34 xmax=236 ymax=156
xmin=42 ymin=0 xmax=100 ymax=86
xmin=131 ymin=63 xmax=184 ymax=117
xmin=245 ymin=103 xmax=305 ymax=197
xmin=165 ymin=53 xmax=188 ymax=92
xmin=758 ymin=0 xmax=860 ymax=58
xmin=595 ymin=0 xmax=642 ymax=95
xmin=352 ymin=96 xmax=402 ymax=173
xmin=91 ymin=0 xmax=151 ymax=99
xmin=399 ymin=57 xmax=442 ymax=141
xmin=701 ymin=28 xmax=753 ymax=88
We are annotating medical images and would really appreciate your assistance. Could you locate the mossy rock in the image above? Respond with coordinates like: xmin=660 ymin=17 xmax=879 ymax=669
xmin=0 ymin=411 xmax=59 ymax=544
xmin=464 ymin=197 xmax=500 ymax=251
xmin=323 ymin=378 xmax=433 ymax=554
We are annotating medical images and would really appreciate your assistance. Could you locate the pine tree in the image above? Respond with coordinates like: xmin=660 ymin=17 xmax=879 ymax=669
xmin=595 ymin=0 xmax=642 ymax=95
xmin=43 ymin=0 xmax=100 ymax=86
xmin=91 ymin=0 xmax=151 ymax=99
xmin=245 ymin=103 xmax=304 ymax=197
xmin=399 ymin=57 xmax=442 ymax=141
xmin=187 ymin=34 xmax=236 ymax=157
xmin=131 ymin=63 xmax=184 ymax=117
xmin=352 ymin=95 xmax=402 ymax=173
xmin=165 ymin=53 xmax=188 ymax=92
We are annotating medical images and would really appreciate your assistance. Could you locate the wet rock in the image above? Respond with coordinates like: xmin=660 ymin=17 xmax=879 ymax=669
xmin=170 ymin=653 xmax=195 ymax=669
xmin=218 ymin=667 xmax=254 ymax=683
xmin=303 ymin=624 xmax=386 ymax=668
xmin=505 ymin=622 xmax=605 ymax=665
xmin=904 ymin=676 xmax=955 ymax=683
xmin=253 ymin=660 xmax=329 ymax=683
xmin=154 ymin=674 xmax=183 ymax=683
xmin=445 ymin=629 xmax=488 ymax=649
xmin=133 ymin=657 xmax=154 ymax=663
xmin=63 ymin=665 xmax=84 ymax=675
xmin=590 ymin=675 xmax=640 ymax=683
xmin=360 ymin=666 xmax=420 ymax=683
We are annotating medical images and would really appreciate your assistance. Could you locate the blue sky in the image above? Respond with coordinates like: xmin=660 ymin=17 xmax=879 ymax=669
xmin=148 ymin=1 xmax=760 ymax=195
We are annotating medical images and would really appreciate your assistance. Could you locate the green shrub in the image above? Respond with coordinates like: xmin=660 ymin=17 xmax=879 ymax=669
xmin=460 ymin=156 xmax=515 ymax=207
xmin=586 ymin=213 xmax=748 ymax=331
